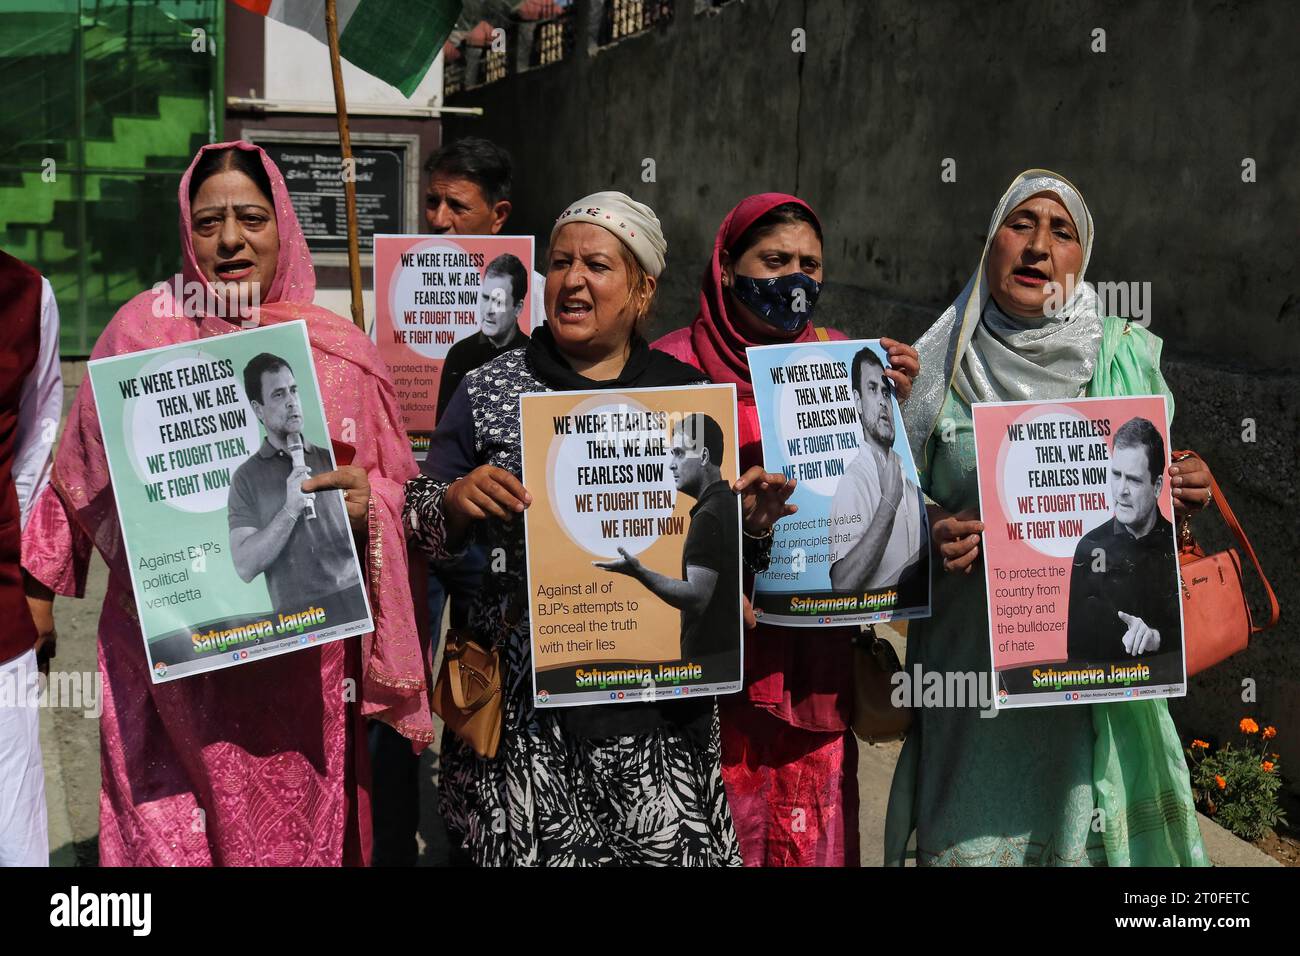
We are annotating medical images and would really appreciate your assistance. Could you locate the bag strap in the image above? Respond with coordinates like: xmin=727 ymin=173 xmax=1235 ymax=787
xmin=444 ymin=630 xmax=497 ymax=710
xmin=447 ymin=656 xmax=496 ymax=711
xmin=814 ymin=326 xmax=830 ymax=342
xmin=1175 ymin=450 xmax=1280 ymax=633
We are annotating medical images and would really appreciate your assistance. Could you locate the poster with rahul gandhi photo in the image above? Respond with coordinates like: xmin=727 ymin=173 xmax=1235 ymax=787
xmin=520 ymin=384 xmax=743 ymax=707
xmin=972 ymin=395 xmax=1186 ymax=709
xmin=373 ymin=234 xmax=535 ymax=458
xmin=747 ymin=339 xmax=931 ymax=627
xmin=87 ymin=321 xmax=373 ymax=683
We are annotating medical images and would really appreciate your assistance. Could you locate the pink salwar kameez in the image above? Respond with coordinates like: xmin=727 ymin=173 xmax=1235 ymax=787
xmin=22 ymin=141 xmax=429 ymax=866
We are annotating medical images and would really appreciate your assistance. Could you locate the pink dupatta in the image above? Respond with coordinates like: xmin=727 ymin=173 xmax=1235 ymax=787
xmin=24 ymin=141 xmax=428 ymax=865
xmin=676 ymin=192 xmax=825 ymax=402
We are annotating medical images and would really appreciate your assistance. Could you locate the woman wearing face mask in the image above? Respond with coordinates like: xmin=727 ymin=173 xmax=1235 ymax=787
xmin=654 ymin=194 xmax=920 ymax=866
xmin=405 ymin=192 xmax=796 ymax=866
xmin=885 ymin=170 xmax=1211 ymax=866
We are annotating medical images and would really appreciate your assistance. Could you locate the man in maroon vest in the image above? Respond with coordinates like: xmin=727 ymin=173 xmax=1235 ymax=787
xmin=0 ymin=250 xmax=63 ymax=867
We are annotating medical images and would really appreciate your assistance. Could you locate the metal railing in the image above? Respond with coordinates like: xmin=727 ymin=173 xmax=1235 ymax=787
xmin=600 ymin=0 xmax=673 ymax=45
xmin=484 ymin=42 xmax=511 ymax=83
xmin=530 ymin=11 xmax=575 ymax=68
xmin=444 ymin=56 xmax=466 ymax=96
xmin=442 ymin=0 xmax=678 ymax=98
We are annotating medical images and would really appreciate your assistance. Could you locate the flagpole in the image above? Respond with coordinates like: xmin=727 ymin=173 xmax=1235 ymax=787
xmin=324 ymin=0 xmax=365 ymax=331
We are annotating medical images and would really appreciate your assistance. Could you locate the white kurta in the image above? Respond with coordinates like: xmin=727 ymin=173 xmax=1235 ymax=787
xmin=0 ymin=649 xmax=48 ymax=866
xmin=2 ymin=275 xmax=61 ymax=867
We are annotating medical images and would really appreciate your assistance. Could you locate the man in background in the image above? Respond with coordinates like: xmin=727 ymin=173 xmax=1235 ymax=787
xmin=424 ymin=136 xmax=544 ymax=327
xmin=4 ymin=250 xmax=63 ymax=866
xmin=371 ymin=136 xmax=542 ymax=866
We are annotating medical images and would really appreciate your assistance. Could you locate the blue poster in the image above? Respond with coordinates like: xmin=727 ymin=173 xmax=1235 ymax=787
xmin=747 ymin=339 xmax=931 ymax=627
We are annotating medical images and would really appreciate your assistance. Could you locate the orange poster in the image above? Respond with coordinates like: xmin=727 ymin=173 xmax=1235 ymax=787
xmin=373 ymin=233 xmax=534 ymax=458
xmin=520 ymin=384 xmax=743 ymax=708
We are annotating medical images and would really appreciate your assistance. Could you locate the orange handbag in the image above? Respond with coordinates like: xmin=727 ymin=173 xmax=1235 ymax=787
xmin=1174 ymin=452 xmax=1280 ymax=676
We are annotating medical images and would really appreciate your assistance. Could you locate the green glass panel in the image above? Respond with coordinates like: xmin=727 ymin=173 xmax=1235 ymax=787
xmin=0 ymin=4 xmax=78 ymax=170
xmin=0 ymin=1 xmax=217 ymax=355
xmin=80 ymin=172 xmax=184 ymax=353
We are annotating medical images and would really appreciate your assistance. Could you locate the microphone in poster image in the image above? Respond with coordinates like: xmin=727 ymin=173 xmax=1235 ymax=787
xmin=286 ymin=432 xmax=316 ymax=520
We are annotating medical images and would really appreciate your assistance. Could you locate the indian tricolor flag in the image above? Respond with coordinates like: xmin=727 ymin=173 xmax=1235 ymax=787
xmin=232 ymin=0 xmax=463 ymax=97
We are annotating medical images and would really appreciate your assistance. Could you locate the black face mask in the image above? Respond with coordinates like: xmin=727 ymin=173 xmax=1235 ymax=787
xmin=731 ymin=271 xmax=822 ymax=333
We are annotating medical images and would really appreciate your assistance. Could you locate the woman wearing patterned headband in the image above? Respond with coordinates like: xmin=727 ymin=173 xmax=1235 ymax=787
xmin=405 ymin=191 xmax=794 ymax=865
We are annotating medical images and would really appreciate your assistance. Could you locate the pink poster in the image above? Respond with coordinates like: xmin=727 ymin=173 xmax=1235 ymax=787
xmin=373 ymin=234 xmax=535 ymax=458
xmin=971 ymin=395 xmax=1186 ymax=709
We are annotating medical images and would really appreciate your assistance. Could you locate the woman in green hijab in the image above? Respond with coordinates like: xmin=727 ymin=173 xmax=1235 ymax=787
xmin=886 ymin=169 xmax=1212 ymax=866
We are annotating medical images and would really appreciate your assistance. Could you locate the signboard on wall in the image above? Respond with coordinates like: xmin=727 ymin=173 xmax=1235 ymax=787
xmin=241 ymin=130 xmax=421 ymax=267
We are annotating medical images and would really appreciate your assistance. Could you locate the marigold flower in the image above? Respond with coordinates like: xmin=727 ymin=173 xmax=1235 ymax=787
xmin=1191 ymin=739 xmax=1210 ymax=749
xmin=1215 ymin=775 xmax=1227 ymax=790
xmin=1262 ymin=725 xmax=1277 ymax=740
xmin=1240 ymin=718 xmax=1259 ymax=734
xmin=1262 ymin=761 xmax=1275 ymax=773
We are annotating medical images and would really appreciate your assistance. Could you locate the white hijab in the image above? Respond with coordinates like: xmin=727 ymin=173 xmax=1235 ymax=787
xmin=903 ymin=169 xmax=1104 ymax=467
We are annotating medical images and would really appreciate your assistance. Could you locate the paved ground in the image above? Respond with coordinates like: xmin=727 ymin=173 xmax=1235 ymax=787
xmin=40 ymin=552 xmax=1276 ymax=867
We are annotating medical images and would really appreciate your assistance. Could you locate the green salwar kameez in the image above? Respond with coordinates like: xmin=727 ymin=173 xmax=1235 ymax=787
xmin=884 ymin=317 xmax=1208 ymax=867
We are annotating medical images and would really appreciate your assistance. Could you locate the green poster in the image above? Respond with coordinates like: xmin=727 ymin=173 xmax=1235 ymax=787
xmin=87 ymin=321 xmax=373 ymax=683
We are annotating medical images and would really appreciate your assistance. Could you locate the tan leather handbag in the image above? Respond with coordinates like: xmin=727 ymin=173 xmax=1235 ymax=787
xmin=431 ymin=628 xmax=503 ymax=759
xmin=1174 ymin=452 xmax=1280 ymax=676
xmin=851 ymin=628 xmax=912 ymax=743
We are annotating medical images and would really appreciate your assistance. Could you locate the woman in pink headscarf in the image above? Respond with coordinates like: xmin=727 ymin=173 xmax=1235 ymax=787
xmin=654 ymin=194 xmax=919 ymax=866
xmin=21 ymin=141 xmax=428 ymax=866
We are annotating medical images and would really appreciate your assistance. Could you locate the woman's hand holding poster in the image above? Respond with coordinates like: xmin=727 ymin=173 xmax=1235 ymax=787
xmin=520 ymin=384 xmax=743 ymax=707
xmin=373 ymin=234 xmax=535 ymax=458
xmin=747 ymin=339 xmax=931 ymax=626
xmin=972 ymin=395 xmax=1187 ymax=708
xmin=87 ymin=321 xmax=373 ymax=682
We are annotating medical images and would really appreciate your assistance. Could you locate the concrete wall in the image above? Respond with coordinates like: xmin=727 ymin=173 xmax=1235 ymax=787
xmin=445 ymin=0 xmax=1300 ymax=789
